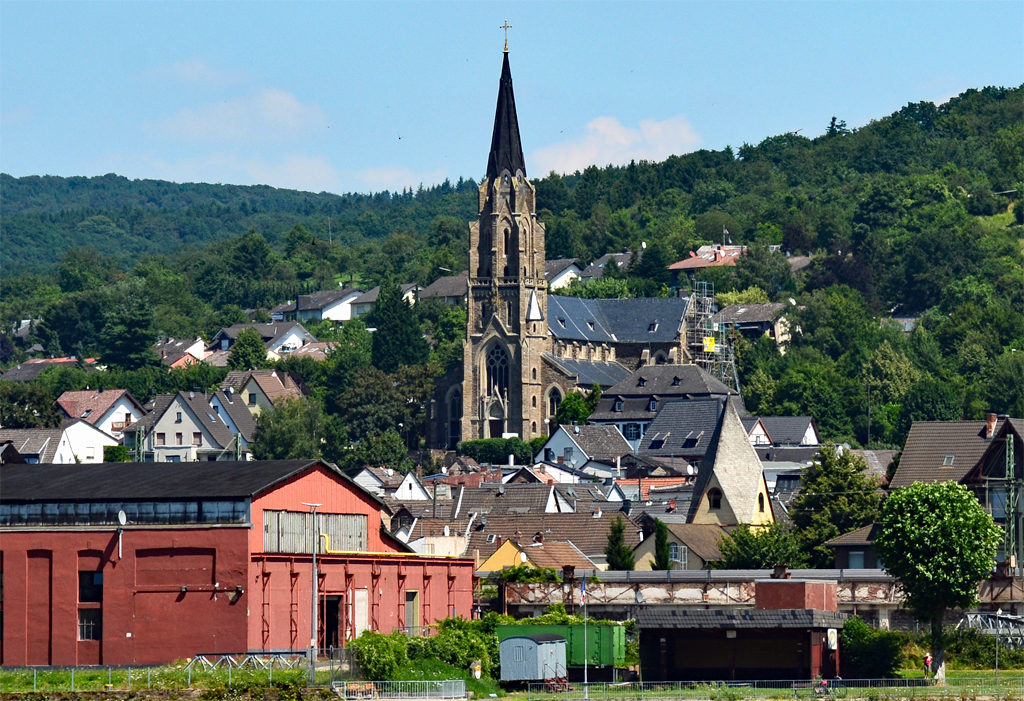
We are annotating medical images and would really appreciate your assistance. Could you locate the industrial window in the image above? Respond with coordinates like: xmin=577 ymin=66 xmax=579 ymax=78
xmin=175 ymin=433 xmax=183 ymax=446
xmin=156 ymin=433 xmax=166 ymax=445
xmin=78 ymin=609 xmax=102 ymax=641
xmin=193 ymin=432 xmax=202 ymax=446
xmin=708 ymin=489 xmax=723 ymax=510
xmin=79 ymin=571 xmax=103 ymax=603
xmin=263 ymin=510 xmax=368 ymax=554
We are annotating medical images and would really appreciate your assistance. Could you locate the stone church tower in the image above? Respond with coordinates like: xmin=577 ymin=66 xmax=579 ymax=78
xmin=459 ymin=50 xmax=550 ymax=442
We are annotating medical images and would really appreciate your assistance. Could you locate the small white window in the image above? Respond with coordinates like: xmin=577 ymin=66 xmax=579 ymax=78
xmin=942 ymin=455 xmax=955 ymax=466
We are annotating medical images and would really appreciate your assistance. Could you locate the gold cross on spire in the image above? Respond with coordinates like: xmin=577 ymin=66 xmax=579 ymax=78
xmin=500 ymin=20 xmax=512 ymax=52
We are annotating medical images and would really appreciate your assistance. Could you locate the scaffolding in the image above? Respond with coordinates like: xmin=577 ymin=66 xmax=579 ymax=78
xmin=686 ymin=281 xmax=740 ymax=393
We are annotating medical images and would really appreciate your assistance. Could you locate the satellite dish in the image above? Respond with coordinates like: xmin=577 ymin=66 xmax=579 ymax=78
xmin=441 ymin=466 xmax=448 ymax=474
xmin=118 ymin=510 xmax=127 ymax=526
xmin=519 ymin=552 xmax=528 ymax=564
xmin=686 ymin=465 xmax=693 ymax=476
xmin=443 ymin=525 xmax=450 ymax=537
xmin=635 ymin=590 xmax=645 ymax=604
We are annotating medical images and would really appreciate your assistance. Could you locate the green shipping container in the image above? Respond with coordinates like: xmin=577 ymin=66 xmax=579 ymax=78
xmin=497 ymin=624 xmax=625 ymax=668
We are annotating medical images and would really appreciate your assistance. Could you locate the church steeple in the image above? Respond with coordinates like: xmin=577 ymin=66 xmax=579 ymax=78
xmin=485 ymin=52 xmax=526 ymax=181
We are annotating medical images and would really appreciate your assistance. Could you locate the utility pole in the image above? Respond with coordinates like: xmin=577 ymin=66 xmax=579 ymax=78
xmin=303 ymin=502 xmax=322 ymax=685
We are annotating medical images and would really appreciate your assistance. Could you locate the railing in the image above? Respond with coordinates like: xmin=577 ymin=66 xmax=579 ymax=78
xmin=333 ymin=680 xmax=467 ymax=700
xmin=526 ymin=678 xmax=1024 ymax=700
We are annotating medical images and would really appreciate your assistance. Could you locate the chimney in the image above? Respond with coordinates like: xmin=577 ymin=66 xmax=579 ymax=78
xmin=986 ymin=413 xmax=998 ymax=438
xmin=416 ymin=463 xmax=423 ymax=480
xmin=557 ymin=456 xmax=564 ymax=464
xmin=771 ymin=564 xmax=792 ymax=579
xmin=668 ymin=498 xmax=676 ymax=513
xmin=534 ymin=532 xmax=543 ymax=544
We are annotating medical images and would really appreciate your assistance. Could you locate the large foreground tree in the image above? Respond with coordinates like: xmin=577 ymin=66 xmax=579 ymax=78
xmin=875 ymin=481 xmax=1001 ymax=681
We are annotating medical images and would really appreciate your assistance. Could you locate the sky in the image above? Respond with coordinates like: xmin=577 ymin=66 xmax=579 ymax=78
xmin=2 ymin=1 xmax=1021 ymax=196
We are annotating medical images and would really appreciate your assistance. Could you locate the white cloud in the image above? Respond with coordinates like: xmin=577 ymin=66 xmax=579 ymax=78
xmin=532 ymin=115 xmax=701 ymax=174
xmin=147 ymin=58 xmax=245 ymax=86
xmin=355 ymin=166 xmax=450 ymax=193
xmin=150 ymin=88 xmax=328 ymax=143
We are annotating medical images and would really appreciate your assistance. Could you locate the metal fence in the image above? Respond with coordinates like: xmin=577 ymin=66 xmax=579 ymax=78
xmin=527 ymin=678 xmax=1024 ymax=700
xmin=333 ymin=680 xmax=467 ymax=699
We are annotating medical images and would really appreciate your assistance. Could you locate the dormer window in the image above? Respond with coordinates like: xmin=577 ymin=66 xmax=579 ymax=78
xmin=683 ymin=438 xmax=698 ymax=449
xmin=637 ymin=378 xmax=646 ymax=387
xmin=708 ymin=489 xmax=723 ymax=510
xmin=649 ymin=399 xmax=658 ymax=412
xmin=648 ymin=323 xmax=658 ymax=333
xmin=587 ymin=321 xmax=595 ymax=330
xmin=558 ymin=318 xmax=566 ymax=328
xmin=649 ymin=439 xmax=664 ymax=450
xmin=672 ymin=377 xmax=681 ymax=386
xmin=614 ymin=399 xmax=623 ymax=412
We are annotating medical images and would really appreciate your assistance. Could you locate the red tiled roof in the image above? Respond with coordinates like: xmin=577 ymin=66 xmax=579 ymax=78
xmin=56 ymin=389 xmax=135 ymax=424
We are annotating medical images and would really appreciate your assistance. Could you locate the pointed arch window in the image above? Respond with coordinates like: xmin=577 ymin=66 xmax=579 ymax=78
xmin=548 ymin=388 xmax=562 ymax=418
xmin=486 ymin=344 xmax=510 ymax=398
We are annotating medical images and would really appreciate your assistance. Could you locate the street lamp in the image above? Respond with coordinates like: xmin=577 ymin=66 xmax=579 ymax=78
xmin=303 ymin=502 xmax=323 ymax=685
xmin=996 ymin=608 xmax=1002 ymax=685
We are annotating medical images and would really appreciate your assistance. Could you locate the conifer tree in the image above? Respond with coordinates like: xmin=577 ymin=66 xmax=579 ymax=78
xmin=604 ymin=515 xmax=635 ymax=570
xmin=228 ymin=328 xmax=268 ymax=370
xmin=652 ymin=518 xmax=672 ymax=570
xmin=370 ymin=279 xmax=429 ymax=373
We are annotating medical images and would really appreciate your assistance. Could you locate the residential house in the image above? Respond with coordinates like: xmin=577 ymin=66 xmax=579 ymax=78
xmin=633 ymin=522 xmax=726 ymax=570
xmin=220 ymin=370 xmax=304 ymax=416
xmin=668 ymin=244 xmax=747 ymax=274
xmin=824 ymin=524 xmax=881 ymax=569
xmin=759 ymin=416 xmax=821 ymax=447
xmin=208 ymin=391 xmax=257 ymax=449
xmin=0 ymin=357 xmax=96 ymax=382
xmin=399 ymin=518 xmax=473 ymax=557
xmin=0 ymin=422 xmax=118 ymax=464
xmin=887 ymin=416 xmax=1004 ymax=489
xmin=269 ymin=288 xmax=365 ymax=323
xmin=478 ymin=538 xmax=597 ymax=574
xmin=589 ymin=364 xmax=742 ymax=450
xmin=711 ymin=303 xmax=791 ymax=347
xmin=153 ymin=337 xmax=207 ymax=367
xmin=686 ymin=404 xmax=775 ymax=527
xmin=545 ymin=259 xmax=584 ymax=290
xmin=350 ymin=284 xmax=421 ymax=317
xmin=534 ymin=424 xmax=632 ymax=477
xmin=288 ymin=342 xmax=337 ymax=361
xmin=209 ymin=322 xmax=316 ymax=357
xmin=353 ymin=466 xmax=431 ymax=501
xmin=123 ymin=392 xmax=250 ymax=462
xmin=579 ymin=251 xmax=635 ymax=282
xmin=959 ymin=417 xmax=1024 ymax=561
xmin=56 ymin=388 xmax=147 ymax=438
xmin=505 ymin=463 xmax=597 ymax=485
xmin=419 ymin=272 xmax=469 ymax=306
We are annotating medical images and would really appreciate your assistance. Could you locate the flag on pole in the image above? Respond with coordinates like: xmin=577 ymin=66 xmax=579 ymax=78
xmin=580 ymin=579 xmax=586 ymax=605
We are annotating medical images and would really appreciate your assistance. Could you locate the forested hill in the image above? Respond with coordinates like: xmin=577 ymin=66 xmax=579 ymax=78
xmin=2 ymin=85 xmax=1021 ymax=276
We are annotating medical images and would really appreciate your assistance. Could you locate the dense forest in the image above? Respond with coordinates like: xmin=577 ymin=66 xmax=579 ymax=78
xmin=1 ymin=85 xmax=1022 ymax=457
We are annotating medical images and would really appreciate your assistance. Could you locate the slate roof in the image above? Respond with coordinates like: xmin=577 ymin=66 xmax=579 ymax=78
xmin=153 ymin=337 xmax=205 ymax=365
xmin=351 ymin=284 xmax=420 ymax=305
xmin=560 ymin=424 xmax=632 ymax=461
xmin=635 ymin=608 xmax=848 ymax=630
xmin=547 ymin=296 xmax=689 ymax=344
xmin=580 ymin=252 xmax=634 ymax=279
xmin=824 ymin=524 xmax=880 ymax=547
xmin=850 ymin=450 xmax=898 ymax=482
xmin=756 ymin=446 xmax=821 ymax=464
xmin=451 ymin=483 xmax=607 ymax=519
xmin=57 ymin=389 xmax=142 ymax=425
xmin=543 ymin=354 xmax=632 ymax=388
xmin=123 ymin=394 xmax=175 ymax=434
xmin=0 ymin=428 xmax=66 ymax=462
xmin=686 ymin=403 xmax=768 ymax=524
xmin=212 ymin=391 xmax=257 ymax=442
xmin=178 ymin=391 xmax=236 ymax=448
xmin=712 ymin=303 xmax=786 ymax=326
xmin=420 ymin=273 xmax=468 ymax=301
xmin=888 ymin=420 xmax=1000 ymax=489
xmin=0 ymin=459 xmax=353 ymax=502
xmin=960 ymin=418 xmax=1024 ymax=484
xmin=519 ymin=540 xmax=596 ymax=570
xmin=212 ymin=322 xmax=315 ymax=347
xmin=466 ymin=511 xmax=642 ymax=560
xmin=486 ymin=51 xmax=526 ymax=179
xmin=758 ymin=416 xmax=818 ymax=446
xmin=638 ymin=398 xmax=726 ymax=460
xmin=1 ymin=358 xmax=95 ymax=382
xmin=296 ymin=288 xmax=360 ymax=311
xmin=545 ymin=258 xmax=581 ymax=279
xmin=664 ymin=523 xmax=727 ymax=563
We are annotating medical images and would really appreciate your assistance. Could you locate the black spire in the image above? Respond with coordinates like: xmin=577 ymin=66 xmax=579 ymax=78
xmin=486 ymin=52 xmax=526 ymax=180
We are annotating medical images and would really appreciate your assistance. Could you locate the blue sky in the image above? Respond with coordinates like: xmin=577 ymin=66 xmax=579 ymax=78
xmin=2 ymin=1 xmax=1021 ymax=195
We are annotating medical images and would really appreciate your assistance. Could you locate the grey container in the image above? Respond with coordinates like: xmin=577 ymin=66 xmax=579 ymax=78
xmin=500 ymin=634 xmax=567 ymax=682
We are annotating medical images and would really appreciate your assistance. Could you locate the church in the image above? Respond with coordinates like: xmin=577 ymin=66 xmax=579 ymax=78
xmin=428 ymin=47 xmax=695 ymax=450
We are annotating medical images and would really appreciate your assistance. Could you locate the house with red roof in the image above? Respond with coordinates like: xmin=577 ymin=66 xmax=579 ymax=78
xmin=56 ymin=389 xmax=147 ymax=438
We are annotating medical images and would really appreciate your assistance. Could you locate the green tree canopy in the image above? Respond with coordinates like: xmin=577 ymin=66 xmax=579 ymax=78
xmin=554 ymin=392 xmax=590 ymax=426
xmin=789 ymin=445 xmax=884 ymax=567
xmin=652 ymin=518 xmax=672 ymax=570
xmin=0 ymin=382 xmax=62 ymax=428
xmin=712 ymin=522 xmax=808 ymax=570
xmin=251 ymin=396 xmax=326 ymax=460
xmin=370 ymin=279 xmax=429 ymax=373
xmin=875 ymin=481 xmax=1001 ymax=680
xmin=604 ymin=515 xmax=635 ymax=571
xmin=228 ymin=327 xmax=268 ymax=371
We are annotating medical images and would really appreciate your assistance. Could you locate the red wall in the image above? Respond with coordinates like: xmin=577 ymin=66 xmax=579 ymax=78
xmin=0 ymin=527 xmax=249 ymax=665
xmin=755 ymin=580 xmax=838 ymax=612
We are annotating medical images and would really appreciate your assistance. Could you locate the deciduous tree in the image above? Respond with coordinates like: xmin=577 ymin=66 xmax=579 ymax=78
xmin=251 ymin=396 xmax=325 ymax=460
xmin=228 ymin=328 xmax=268 ymax=371
xmin=712 ymin=522 xmax=807 ymax=570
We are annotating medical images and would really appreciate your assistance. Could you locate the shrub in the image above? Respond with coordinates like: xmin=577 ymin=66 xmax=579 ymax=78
xmin=497 ymin=564 xmax=560 ymax=583
xmin=103 ymin=445 xmax=131 ymax=462
xmin=840 ymin=617 xmax=903 ymax=678
xmin=349 ymin=631 xmax=409 ymax=680
xmin=458 ymin=437 xmax=534 ymax=464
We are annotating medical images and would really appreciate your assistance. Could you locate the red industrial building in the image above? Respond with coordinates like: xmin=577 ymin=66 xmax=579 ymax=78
xmin=0 ymin=460 xmax=476 ymax=665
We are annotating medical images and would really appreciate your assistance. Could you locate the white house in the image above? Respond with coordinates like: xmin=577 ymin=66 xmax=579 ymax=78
xmin=545 ymin=259 xmax=584 ymax=290
xmin=350 ymin=284 xmax=421 ymax=317
xmin=0 ymin=421 xmax=118 ymax=464
xmin=270 ymin=288 xmax=365 ymax=323
xmin=56 ymin=388 xmax=147 ymax=439
xmin=209 ymin=322 xmax=316 ymax=356
xmin=352 ymin=466 xmax=431 ymax=500
xmin=534 ymin=424 xmax=632 ymax=477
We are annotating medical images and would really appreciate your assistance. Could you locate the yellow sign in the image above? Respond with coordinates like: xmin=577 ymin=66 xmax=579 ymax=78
xmin=703 ymin=337 xmax=716 ymax=353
